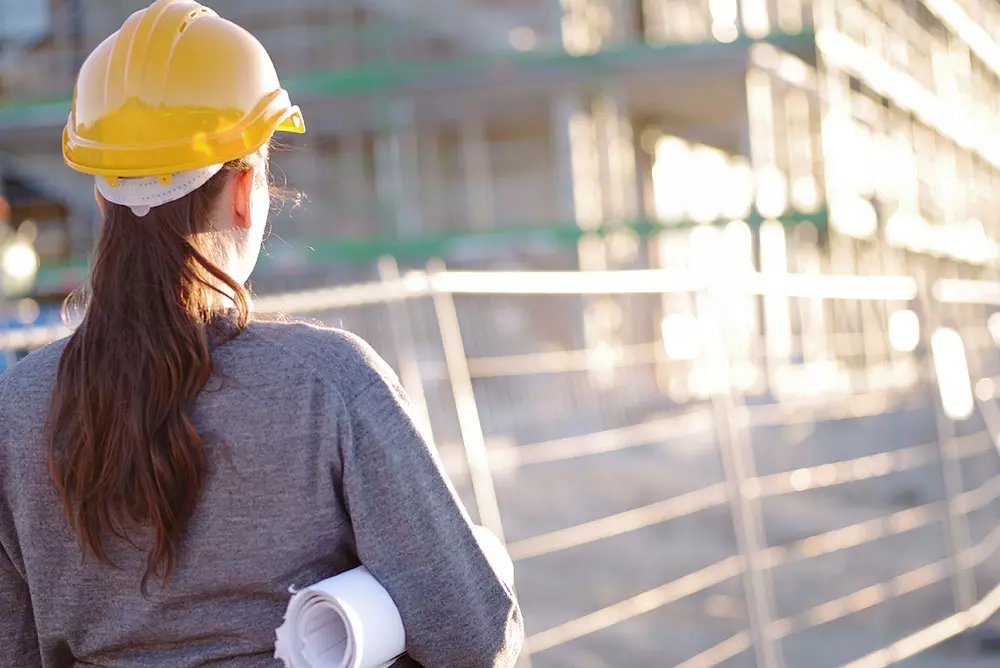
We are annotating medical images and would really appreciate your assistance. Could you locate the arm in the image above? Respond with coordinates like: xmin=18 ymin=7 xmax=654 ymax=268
xmin=338 ymin=355 xmax=524 ymax=668
xmin=0 ymin=540 xmax=41 ymax=667
xmin=0 ymin=370 xmax=42 ymax=667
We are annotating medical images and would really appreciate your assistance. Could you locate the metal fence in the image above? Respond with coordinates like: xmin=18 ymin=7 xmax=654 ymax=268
xmin=4 ymin=259 xmax=1000 ymax=667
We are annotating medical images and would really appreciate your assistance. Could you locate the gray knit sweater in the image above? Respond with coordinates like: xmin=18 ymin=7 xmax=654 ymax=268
xmin=0 ymin=320 xmax=523 ymax=667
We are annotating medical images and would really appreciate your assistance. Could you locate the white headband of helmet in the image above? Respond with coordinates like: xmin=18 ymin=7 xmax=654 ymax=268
xmin=95 ymin=164 xmax=225 ymax=217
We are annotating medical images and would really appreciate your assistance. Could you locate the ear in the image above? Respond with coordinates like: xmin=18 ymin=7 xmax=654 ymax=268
xmin=232 ymin=167 xmax=257 ymax=230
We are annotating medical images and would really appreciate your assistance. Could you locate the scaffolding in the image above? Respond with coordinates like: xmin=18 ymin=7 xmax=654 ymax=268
xmin=0 ymin=1 xmax=987 ymax=293
xmin=0 ymin=2 xmax=990 ymax=291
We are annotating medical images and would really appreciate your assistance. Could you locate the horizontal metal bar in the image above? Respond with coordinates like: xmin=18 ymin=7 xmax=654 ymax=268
xmin=503 ymin=411 xmax=715 ymax=469
xmin=675 ymin=631 xmax=753 ymax=668
xmin=744 ymin=273 xmax=918 ymax=301
xmin=526 ymin=556 xmax=744 ymax=654
xmin=744 ymin=389 xmax=928 ymax=428
xmin=952 ymin=474 xmax=1000 ymax=516
xmin=251 ymin=276 xmax=429 ymax=313
xmin=772 ymin=560 xmax=950 ymax=639
xmin=941 ymin=429 xmax=994 ymax=460
xmin=747 ymin=443 xmax=938 ymax=499
xmin=466 ymin=342 xmax=663 ymax=378
xmin=842 ymin=582 xmax=1000 ymax=667
xmin=429 ymin=269 xmax=705 ymax=295
xmin=962 ymin=524 xmax=1000 ymax=569
xmin=934 ymin=279 xmax=1000 ymax=305
xmin=433 ymin=269 xmax=917 ymax=299
xmin=0 ymin=271 xmax=938 ymax=351
xmin=760 ymin=503 xmax=944 ymax=569
xmin=507 ymin=483 xmax=728 ymax=561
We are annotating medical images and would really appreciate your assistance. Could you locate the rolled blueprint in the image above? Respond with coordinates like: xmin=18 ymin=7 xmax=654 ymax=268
xmin=472 ymin=525 xmax=514 ymax=588
xmin=274 ymin=566 xmax=405 ymax=668
xmin=274 ymin=526 xmax=513 ymax=668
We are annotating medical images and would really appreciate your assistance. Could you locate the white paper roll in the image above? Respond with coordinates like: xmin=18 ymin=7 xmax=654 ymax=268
xmin=274 ymin=567 xmax=406 ymax=668
xmin=473 ymin=526 xmax=514 ymax=589
xmin=274 ymin=526 xmax=514 ymax=668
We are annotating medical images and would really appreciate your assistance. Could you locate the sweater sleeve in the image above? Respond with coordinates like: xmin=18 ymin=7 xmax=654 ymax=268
xmin=337 ymin=354 xmax=524 ymax=668
xmin=0 ymin=368 xmax=42 ymax=668
xmin=0 ymin=534 xmax=41 ymax=667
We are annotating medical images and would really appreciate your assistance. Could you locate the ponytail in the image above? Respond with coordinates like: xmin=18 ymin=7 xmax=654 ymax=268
xmin=46 ymin=154 xmax=260 ymax=593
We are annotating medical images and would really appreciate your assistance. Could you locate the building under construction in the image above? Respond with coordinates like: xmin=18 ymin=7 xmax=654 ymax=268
xmin=0 ymin=0 xmax=996 ymax=295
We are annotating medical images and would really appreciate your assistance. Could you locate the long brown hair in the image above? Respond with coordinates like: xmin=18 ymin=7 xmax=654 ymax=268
xmin=46 ymin=153 xmax=265 ymax=593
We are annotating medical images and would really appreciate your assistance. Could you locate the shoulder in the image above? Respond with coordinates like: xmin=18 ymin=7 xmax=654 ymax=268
xmin=241 ymin=318 xmax=397 ymax=405
xmin=0 ymin=337 xmax=69 ymax=451
xmin=0 ymin=337 xmax=68 ymax=407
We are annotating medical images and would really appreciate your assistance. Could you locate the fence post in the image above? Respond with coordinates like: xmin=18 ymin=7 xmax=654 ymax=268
xmin=696 ymin=280 xmax=784 ymax=668
xmin=426 ymin=259 xmax=534 ymax=668
xmin=426 ymin=259 xmax=508 ymax=544
xmin=961 ymin=300 xmax=1000 ymax=652
xmin=377 ymin=255 xmax=433 ymax=439
xmin=918 ymin=273 xmax=976 ymax=616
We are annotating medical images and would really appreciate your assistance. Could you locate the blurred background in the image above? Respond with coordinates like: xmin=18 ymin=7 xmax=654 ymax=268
xmin=5 ymin=0 xmax=1000 ymax=666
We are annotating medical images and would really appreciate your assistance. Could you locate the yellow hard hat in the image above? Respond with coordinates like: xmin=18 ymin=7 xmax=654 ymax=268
xmin=63 ymin=0 xmax=305 ymax=182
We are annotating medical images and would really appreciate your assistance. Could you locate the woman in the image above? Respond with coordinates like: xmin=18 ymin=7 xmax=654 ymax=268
xmin=0 ymin=1 xmax=523 ymax=666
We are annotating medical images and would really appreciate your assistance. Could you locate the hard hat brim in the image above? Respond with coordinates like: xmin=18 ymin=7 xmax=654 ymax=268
xmin=63 ymin=91 xmax=305 ymax=180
